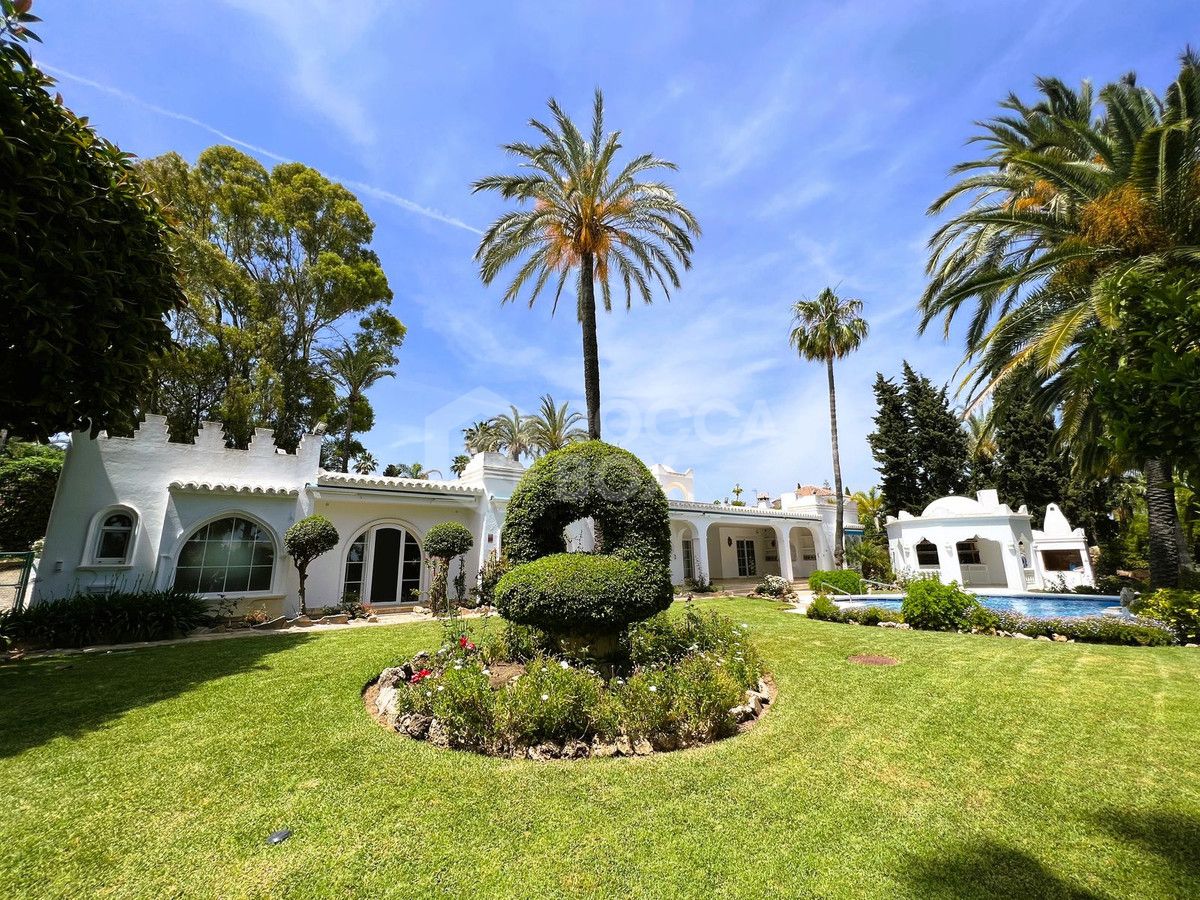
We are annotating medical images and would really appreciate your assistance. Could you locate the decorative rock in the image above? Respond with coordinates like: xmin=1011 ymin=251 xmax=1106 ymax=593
xmin=591 ymin=740 xmax=619 ymax=758
xmin=1186 ymin=643 xmax=1198 ymax=649
xmin=650 ymin=732 xmax=681 ymax=752
xmin=614 ymin=736 xmax=634 ymax=756
xmin=289 ymin=615 xmax=314 ymax=628
xmin=253 ymin=616 xmax=289 ymax=630
xmin=1036 ymin=635 xmax=1052 ymax=642
xmin=397 ymin=713 xmax=431 ymax=739
xmin=1052 ymin=634 xmax=1068 ymax=643
xmin=318 ymin=613 xmax=349 ymax=625
xmin=366 ymin=615 xmax=379 ymax=623
xmin=729 ymin=704 xmax=754 ymax=723
xmin=1013 ymin=633 xmax=1033 ymax=640
xmin=375 ymin=685 xmax=397 ymax=717
xmin=377 ymin=667 xmax=405 ymax=690
xmin=744 ymin=692 xmax=763 ymax=715
xmin=563 ymin=739 xmax=590 ymax=759
xmin=757 ymin=677 xmax=770 ymax=698
xmin=633 ymin=738 xmax=654 ymax=756
xmin=427 ymin=719 xmax=451 ymax=748
xmin=528 ymin=742 xmax=561 ymax=761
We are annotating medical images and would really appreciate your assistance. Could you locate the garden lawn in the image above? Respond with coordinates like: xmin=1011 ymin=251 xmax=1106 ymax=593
xmin=2 ymin=598 xmax=1198 ymax=899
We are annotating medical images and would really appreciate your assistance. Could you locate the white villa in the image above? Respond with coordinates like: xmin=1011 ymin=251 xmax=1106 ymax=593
xmin=885 ymin=489 xmax=1095 ymax=592
xmin=31 ymin=417 xmax=861 ymax=616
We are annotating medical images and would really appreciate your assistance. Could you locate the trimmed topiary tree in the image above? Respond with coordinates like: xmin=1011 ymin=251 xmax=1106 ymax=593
xmin=424 ymin=521 xmax=474 ymax=615
xmin=284 ymin=515 xmax=339 ymax=615
xmin=495 ymin=441 xmax=672 ymax=655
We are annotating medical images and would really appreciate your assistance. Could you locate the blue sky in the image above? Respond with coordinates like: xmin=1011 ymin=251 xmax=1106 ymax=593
xmin=34 ymin=1 xmax=1192 ymax=499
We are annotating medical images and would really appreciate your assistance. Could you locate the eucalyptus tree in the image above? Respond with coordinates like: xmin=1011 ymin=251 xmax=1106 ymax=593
xmin=473 ymin=89 xmax=700 ymax=439
xmin=789 ymin=288 xmax=869 ymax=567
xmin=318 ymin=336 xmax=400 ymax=473
xmin=528 ymin=394 xmax=586 ymax=453
xmin=919 ymin=52 xmax=1200 ymax=585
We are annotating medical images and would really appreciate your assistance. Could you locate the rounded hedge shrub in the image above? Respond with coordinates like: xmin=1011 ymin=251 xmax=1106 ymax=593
xmin=496 ymin=441 xmax=672 ymax=639
xmin=424 ymin=521 xmax=474 ymax=561
xmin=901 ymin=579 xmax=978 ymax=631
xmin=808 ymin=569 xmax=864 ymax=595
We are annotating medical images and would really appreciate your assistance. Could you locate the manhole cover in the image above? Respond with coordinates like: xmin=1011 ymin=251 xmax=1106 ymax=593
xmin=848 ymin=654 xmax=899 ymax=666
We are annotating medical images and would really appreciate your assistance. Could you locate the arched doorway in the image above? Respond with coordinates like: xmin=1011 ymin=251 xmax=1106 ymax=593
xmin=790 ymin=526 xmax=819 ymax=578
xmin=343 ymin=525 xmax=423 ymax=605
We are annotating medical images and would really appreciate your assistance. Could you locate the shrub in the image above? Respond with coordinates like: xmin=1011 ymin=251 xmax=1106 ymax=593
xmin=755 ymin=574 xmax=794 ymax=598
xmin=805 ymin=593 xmax=845 ymax=622
xmin=1 ymin=588 xmax=209 ymax=649
xmin=472 ymin=550 xmax=510 ymax=607
xmin=626 ymin=607 xmax=762 ymax=687
xmin=0 ymin=454 xmax=62 ymax=550
xmin=843 ymin=605 xmax=904 ymax=626
xmin=968 ymin=604 xmax=1002 ymax=632
xmin=428 ymin=662 xmax=496 ymax=750
xmin=284 ymin=515 xmax=339 ymax=614
xmin=809 ymin=569 xmax=864 ymax=596
xmin=496 ymin=552 xmax=651 ymax=639
xmin=993 ymin=612 xmax=1174 ymax=647
xmin=497 ymin=441 xmax=672 ymax=641
xmin=496 ymin=657 xmax=601 ymax=745
xmin=668 ymin=653 xmax=744 ymax=742
xmin=1129 ymin=590 xmax=1200 ymax=643
xmin=901 ymin=579 xmax=978 ymax=631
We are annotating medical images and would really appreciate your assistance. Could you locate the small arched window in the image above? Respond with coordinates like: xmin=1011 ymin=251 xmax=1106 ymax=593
xmin=94 ymin=512 xmax=135 ymax=563
xmin=174 ymin=516 xmax=274 ymax=594
xmin=915 ymin=539 xmax=940 ymax=568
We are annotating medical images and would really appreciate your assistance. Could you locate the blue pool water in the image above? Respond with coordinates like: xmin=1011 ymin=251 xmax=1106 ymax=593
xmin=839 ymin=594 xmax=1124 ymax=619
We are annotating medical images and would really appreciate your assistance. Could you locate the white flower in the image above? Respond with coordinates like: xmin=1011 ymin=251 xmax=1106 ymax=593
xmin=648 ymin=685 xmax=658 ymax=693
xmin=541 ymin=693 xmax=550 ymax=702
xmin=559 ymin=660 xmax=571 ymax=669
xmin=453 ymin=664 xmax=463 ymax=670
xmin=425 ymin=690 xmax=432 ymax=697
xmin=437 ymin=685 xmax=445 ymax=692
xmin=482 ymin=668 xmax=491 ymax=676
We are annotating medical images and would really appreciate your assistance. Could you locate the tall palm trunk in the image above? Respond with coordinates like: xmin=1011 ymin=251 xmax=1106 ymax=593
xmin=827 ymin=357 xmax=845 ymax=568
xmin=341 ymin=389 xmax=357 ymax=473
xmin=1145 ymin=457 xmax=1181 ymax=588
xmin=579 ymin=252 xmax=602 ymax=441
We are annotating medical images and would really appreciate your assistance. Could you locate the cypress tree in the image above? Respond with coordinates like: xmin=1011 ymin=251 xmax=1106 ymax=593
xmin=902 ymin=363 xmax=970 ymax=509
xmin=991 ymin=373 xmax=1069 ymax=528
xmin=868 ymin=373 xmax=920 ymax=519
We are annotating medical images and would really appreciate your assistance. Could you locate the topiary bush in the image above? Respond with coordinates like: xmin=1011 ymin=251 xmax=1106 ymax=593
xmin=284 ymin=515 xmax=339 ymax=614
xmin=1129 ymin=589 xmax=1200 ymax=644
xmin=901 ymin=579 xmax=978 ymax=631
xmin=424 ymin=521 xmax=475 ymax=614
xmin=808 ymin=569 xmax=864 ymax=596
xmin=755 ymin=574 xmax=794 ymax=598
xmin=496 ymin=441 xmax=672 ymax=646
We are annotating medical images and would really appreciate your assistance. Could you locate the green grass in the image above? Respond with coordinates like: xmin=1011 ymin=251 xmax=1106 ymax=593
xmin=1 ymin=598 xmax=1198 ymax=899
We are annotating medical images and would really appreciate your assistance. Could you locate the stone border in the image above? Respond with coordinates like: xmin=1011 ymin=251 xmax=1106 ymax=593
xmin=363 ymin=668 xmax=776 ymax=760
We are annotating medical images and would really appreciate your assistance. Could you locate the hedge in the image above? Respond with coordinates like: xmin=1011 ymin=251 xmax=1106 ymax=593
xmin=0 ymin=588 xmax=210 ymax=649
xmin=808 ymin=569 xmax=863 ymax=596
xmin=0 ymin=455 xmax=62 ymax=550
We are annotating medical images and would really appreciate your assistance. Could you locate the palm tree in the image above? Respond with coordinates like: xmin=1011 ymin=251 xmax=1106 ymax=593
xmin=352 ymin=452 xmax=378 ymax=475
xmin=463 ymin=420 xmax=501 ymax=454
xmin=451 ymin=454 xmax=472 ymax=477
xmin=851 ymin=487 xmax=885 ymax=531
xmin=528 ymin=394 xmax=586 ymax=454
xmin=920 ymin=54 xmax=1200 ymax=586
xmin=489 ymin=406 xmax=534 ymax=462
xmin=473 ymin=89 xmax=700 ymax=440
xmin=318 ymin=339 xmax=397 ymax=474
xmin=789 ymin=288 xmax=869 ymax=568
xmin=384 ymin=462 xmax=427 ymax=479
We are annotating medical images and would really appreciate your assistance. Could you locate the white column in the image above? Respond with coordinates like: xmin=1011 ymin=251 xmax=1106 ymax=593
xmin=693 ymin=521 xmax=711 ymax=583
xmin=774 ymin=524 xmax=794 ymax=581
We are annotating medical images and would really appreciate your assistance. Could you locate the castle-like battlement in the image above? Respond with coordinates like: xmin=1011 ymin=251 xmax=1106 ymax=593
xmin=97 ymin=415 xmax=323 ymax=468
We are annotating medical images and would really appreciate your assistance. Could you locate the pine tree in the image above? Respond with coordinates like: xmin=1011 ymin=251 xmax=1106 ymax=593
xmin=868 ymin=373 xmax=920 ymax=519
xmin=902 ymin=363 xmax=970 ymax=509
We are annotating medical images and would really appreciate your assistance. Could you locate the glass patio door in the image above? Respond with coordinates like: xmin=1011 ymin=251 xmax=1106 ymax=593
xmin=735 ymin=539 xmax=757 ymax=577
xmin=344 ymin=526 xmax=423 ymax=605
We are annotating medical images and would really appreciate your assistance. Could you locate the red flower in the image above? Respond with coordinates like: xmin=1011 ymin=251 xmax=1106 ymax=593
xmin=410 ymin=668 xmax=432 ymax=684
xmin=459 ymin=636 xmax=476 ymax=651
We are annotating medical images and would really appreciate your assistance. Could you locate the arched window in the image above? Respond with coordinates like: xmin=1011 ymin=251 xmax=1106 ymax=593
xmin=342 ymin=525 xmax=422 ymax=604
xmin=915 ymin=539 xmax=940 ymax=568
xmin=174 ymin=516 xmax=274 ymax=594
xmin=93 ymin=511 xmax=135 ymax=564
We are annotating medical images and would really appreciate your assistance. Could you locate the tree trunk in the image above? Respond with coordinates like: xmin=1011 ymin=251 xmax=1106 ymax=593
xmin=341 ymin=389 xmax=356 ymax=474
xmin=1145 ymin=457 xmax=1181 ymax=588
xmin=579 ymin=252 xmax=602 ymax=441
xmin=827 ymin=357 xmax=845 ymax=569
xmin=297 ymin=566 xmax=307 ymax=615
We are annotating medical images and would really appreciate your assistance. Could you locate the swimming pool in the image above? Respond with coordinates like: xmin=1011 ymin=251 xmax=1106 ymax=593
xmin=837 ymin=593 xmax=1125 ymax=619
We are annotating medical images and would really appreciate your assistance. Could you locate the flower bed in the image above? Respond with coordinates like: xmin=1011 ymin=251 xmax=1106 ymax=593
xmin=366 ymin=607 xmax=773 ymax=759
